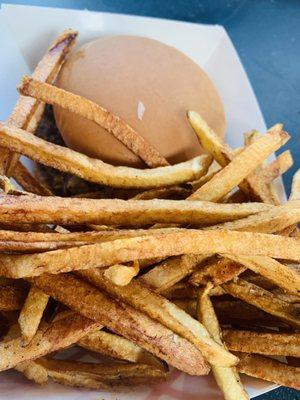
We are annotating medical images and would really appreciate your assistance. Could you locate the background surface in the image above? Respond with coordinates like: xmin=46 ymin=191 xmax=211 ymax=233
xmin=0 ymin=1 xmax=299 ymax=399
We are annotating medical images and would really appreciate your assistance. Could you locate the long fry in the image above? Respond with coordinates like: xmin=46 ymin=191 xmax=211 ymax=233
xmin=1 ymin=30 xmax=77 ymax=176
xmin=0 ymin=194 xmax=271 ymax=225
xmin=18 ymin=286 xmax=49 ymax=344
xmin=261 ymin=150 xmax=293 ymax=184
xmin=237 ymin=353 xmax=300 ymax=390
xmin=19 ymin=77 xmax=169 ymax=168
xmin=189 ymin=126 xmax=289 ymax=201
xmin=31 ymin=273 xmax=209 ymax=376
xmin=223 ymin=330 xmax=300 ymax=357
xmin=0 ymin=122 xmax=211 ymax=188
xmin=2 ymin=230 xmax=300 ymax=278
xmin=12 ymin=161 xmax=52 ymax=196
xmin=197 ymin=285 xmax=249 ymax=400
xmin=15 ymin=360 xmax=49 ymax=385
xmin=77 ymin=268 xmax=237 ymax=367
xmin=222 ymin=278 xmax=300 ymax=329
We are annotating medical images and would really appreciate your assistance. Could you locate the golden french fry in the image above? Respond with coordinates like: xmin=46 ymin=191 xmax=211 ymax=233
xmin=3 ymin=230 xmax=300 ymax=278
xmin=31 ymin=273 xmax=209 ymax=376
xmin=1 ymin=30 xmax=77 ymax=176
xmin=18 ymin=286 xmax=49 ymax=344
xmin=189 ymin=257 xmax=245 ymax=286
xmin=0 ymin=195 xmax=272 ymax=226
xmin=15 ymin=360 xmax=49 ymax=385
xmin=77 ymin=268 xmax=237 ymax=367
xmin=0 ymin=122 xmax=212 ymax=188
xmin=222 ymin=278 xmax=300 ymax=329
xmin=132 ymin=186 xmax=191 ymax=200
xmin=78 ymin=330 xmax=164 ymax=368
xmin=223 ymin=330 xmax=300 ymax=358
xmin=290 ymin=169 xmax=300 ymax=200
xmin=189 ymin=126 xmax=289 ymax=202
xmin=12 ymin=161 xmax=52 ymax=196
xmin=0 ymin=284 xmax=27 ymax=311
xmin=237 ymin=353 xmax=300 ymax=390
xmin=19 ymin=77 xmax=169 ymax=168
xmin=261 ymin=150 xmax=293 ymax=184
xmin=104 ymin=261 xmax=139 ymax=286
xmin=197 ymin=285 xmax=249 ymax=400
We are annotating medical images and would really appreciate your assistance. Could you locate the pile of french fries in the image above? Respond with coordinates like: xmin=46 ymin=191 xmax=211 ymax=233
xmin=0 ymin=29 xmax=299 ymax=399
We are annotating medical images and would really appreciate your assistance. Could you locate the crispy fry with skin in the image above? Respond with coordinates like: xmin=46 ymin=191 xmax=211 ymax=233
xmin=208 ymin=201 xmax=300 ymax=233
xmin=222 ymin=278 xmax=300 ymax=329
xmin=132 ymin=186 xmax=191 ymax=200
xmin=0 ymin=285 xmax=27 ymax=311
xmin=36 ymin=358 xmax=169 ymax=389
xmin=223 ymin=330 xmax=300 ymax=357
xmin=2 ymin=230 xmax=300 ymax=278
xmin=31 ymin=273 xmax=210 ymax=375
xmin=19 ymin=77 xmax=169 ymax=168
xmin=189 ymin=257 xmax=245 ymax=286
xmin=15 ymin=360 xmax=48 ymax=385
xmin=77 ymin=268 xmax=237 ymax=367
xmin=78 ymin=330 xmax=164 ymax=368
xmin=18 ymin=286 xmax=49 ymax=344
xmin=237 ymin=353 xmax=300 ymax=390
xmin=0 ymin=195 xmax=271 ymax=226
xmin=290 ymin=169 xmax=300 ymax=200
xmin=189 ymin=127 xmax=289 ymax=201
xmin=12 ymin=161 xmax=52 ymax=196
xmin=1 ymin=30 xmax=78 ymax=176
xmin=0 ymin=312 xmax=101 ymax=371
xmin=197 ymin=285 xmax=249 ymax=400
xmin=0 ymin=122 xmax=211 ymax=188
xmin=224 ymin=254 xmax=300 ymax=294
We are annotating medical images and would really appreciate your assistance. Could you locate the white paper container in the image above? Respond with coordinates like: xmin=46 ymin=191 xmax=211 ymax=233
xmin=0 ymin=4 xmax=282 ymax=399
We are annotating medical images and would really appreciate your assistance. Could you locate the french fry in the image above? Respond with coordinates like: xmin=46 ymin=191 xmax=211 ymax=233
xmin=237 ymin=353 xmax=300 ymax=390
xmin=208 ymin=201 xmax=300 ymax=233
xmin=290 ymin=169 xmax=300 ymax=200
xmin=2 ymin=229 xmax=300 ymax=278
xmin=0 ymin=195 xmax=271 ymax=226
xmin=104 ymin=261 xmax=139 ymax=286
xmin=189 ymin=257 xmax=246 ymax=286
xmin=140 ymin=254 xmax=209 ymax=292
xmin=77 ymin=268 xmax=237 ymax=367
xmin=189 ymin=126 xmax=289 ymax=201
xmin=0 ymin=122 xmax=212 ymax=188
xmin=36 ymin=358 xmax=169 ymax=389
xmin=31 ymin=273 xmax=210 ymax=375
xmin=132 ymin=186 xmax=191 ymax=200
xmin=224 ymin=254 xmax=300 ymax=294
xmin=0 ymin=285 xmax=27 ymax=311
xmin=18 ymin=286 xmax=49 ymax=344
xmin=0 ymin=312 xmax=101 ymax=371
xmin=161 ymin=282 xmax=202 ymax=300
xmin=15 ymin=360 xmax=48 ymax=385
xmin=19 ymin=77 xmax=169 ymax=168
xmin=223 ymin=330 xmax=300 ymax=357
xmin=1 ymin=30 xmax=77 ymax=176
xmin=261 ymin=150 xmax=293 ymax=184
xmin=222 ymin=278 xmax=300 ymax=329
xmin=12 ymin=161 xmax=53 ymax=196
xmin=197 ymin=285 xmax=249 ymax=400
xmin=78 ymin=330 xmax=164 ymax=368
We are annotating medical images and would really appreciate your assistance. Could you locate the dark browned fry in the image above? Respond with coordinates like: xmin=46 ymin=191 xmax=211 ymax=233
xmin=0 ymin=285 xmax=27 ymax=311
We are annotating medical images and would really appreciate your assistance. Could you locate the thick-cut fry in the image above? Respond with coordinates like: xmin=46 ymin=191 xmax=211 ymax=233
xmin=2 ymin=230 xmax=300 ymax=278
xmin=31 ymin=273 xmax=209 ymax=375
xmin=0 ymin=195 xmax=271 ymax=226
xmin=1 ymin=30 xmax=77 ymax=176
xmin=19 ymin=77 xmax=169 ymax=168
xmin=189 ymin=257 xmax=245 ymax=286
xmin=237 ymin=353 xmax=300 ymax=390
xmin=78 ymin=330 xmax=164 ymax=368
xmin=189 ymin=127 xmax=289 ymax=201
xmin=36 ymin=358 xmax=169 ymax=389
xmin=197 ymin=285 xmax=249 ymax=400
xmin=12 ymin=161 xmax=52 ymax=196
xmin=0 ymin=122 xmax=212 ymax=188
xmin=224 ymin=254 xmax=300 ymax=294
xmin=15 ymin=360 xmax=48 ymax=385
xmin=104 ymin=261 xmax=139 ymax=286
xmin=223 ymin=330 xmax=300 ymax=357
xmin=77 ymin=268 xmax=237 ymax=367
xmin=222 ymin=278 xmax=300 ymax=329
xmin=290 ymin=169 xmax=300 ymax=200
xmin=141 ymin=254 xmax=209 ymax=292
xmin=208 ymin=201 xmax=300 ymax=233
xmin=0 ymin=285 xmax=27 ymax=311
xmin=0 ymin=312 xmax=100 ymax=371
xmin=18 ymin=286 xmax=49 ymax=344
